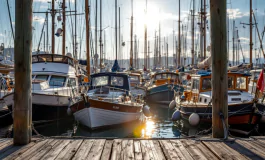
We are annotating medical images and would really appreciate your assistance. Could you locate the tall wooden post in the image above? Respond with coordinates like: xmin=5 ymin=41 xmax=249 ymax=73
xmin=210 ymin=0 xmax=228 ymax=138
xmin=14 ymin=0 xmax=32 ymax=145
xmin=51 ymin=0 xmax=55 ymax=54
xmin=85 ymin=0 xmax=90 ymax=75
xmin=203 ymin=0 xmax=206 ymax=59
xmin=62 ymin=0 xmax=66 ymax=55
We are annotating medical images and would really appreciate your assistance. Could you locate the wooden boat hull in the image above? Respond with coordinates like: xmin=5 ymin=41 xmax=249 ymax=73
xmin=179 ymin=102 xmax=264 ymax=126
xmin=146 ymin=84 xmax=183 ymax=106
xmin=74 ymin=99 xmax=143 ymax=129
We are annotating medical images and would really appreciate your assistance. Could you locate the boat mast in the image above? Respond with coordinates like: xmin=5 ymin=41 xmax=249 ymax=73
xmin=74 ymin=0 xmax=77 ymax=58
xmin=85 ymin=0 xmax=90 ymax=75
xmin=95 ymin=0 xmax=98 ymax=69
xmin=119 ymin=7 xmax=121 ymax=65
xmin=52 ymin=0 xmax=55 ymax=54
xmin=178 ymin=0 xmax=181 ymax=67
xmin=46 ymin=12 xmax=49 ymax=53
xmin=99 ymin=0 xmax=102 ymax=69
xmin=203 ymin=0 xmax=206 ymax=59
xmin=134 ymin=35 xmax=137 ymax=68
xmin=191 ymin=0 xmax=195 ymax=65
xmin=159 ymin=20 xmax=161 ymax=67
xmin=130 ymin=0 xmax=134 ymax=68
xmin=148 ymin=41 xmax=150 ymax=69
xmin=115 ymin=0 xmax=118 ymax=60
xmin=144 ymin=0 xmax=147 ymax=69
xmin=62 ymin=0 xmax=66 ymax=55
xmin=232 ymin=20 xmax=235 ymax=66
xmin=6 ymin=0 xmax=14 ymax=40
xmin=250 ymin=0 xmax=252 ymax=66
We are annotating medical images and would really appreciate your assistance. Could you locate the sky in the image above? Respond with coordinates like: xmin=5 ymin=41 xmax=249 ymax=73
xmin=1 ymin=0 xmax=265 ymax=65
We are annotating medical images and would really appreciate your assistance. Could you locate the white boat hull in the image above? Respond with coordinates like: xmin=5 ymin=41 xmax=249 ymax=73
xmin=3 ymin=92 xmax=69 ymax=107
xmin=74 ymin=107 xmax=142 ymax=129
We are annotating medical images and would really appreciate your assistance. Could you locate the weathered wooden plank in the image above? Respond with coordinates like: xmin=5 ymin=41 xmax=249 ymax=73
xmin=0 ymin=139 xmax=13 ymax=151
xmin=72 ymin=139 xmax=95 ymax=160
xmin=159 ymin=140 xmax=179 ymax=159
xmin=100 ymin=140 xmax=113 ymax=160
xmin=55 ymin=139 xmax=83 ymax=160
xmin=29 ymin=140 xmax=59 ymax=160
xmin=2 ymin=141 xmax=37 ymax=160
xmin=111 ymin=139 xmax=122 ymax=160
xmin=180 ymin=139 xmax=217 ymax=160
xmin=134 ymin=140 xmax=142 ymax=160
xmin=149 ymin=140 xmax=166 ymax=160
xmin=120 ymin=140 xmax=128 ymax=160
xmin=14 ymin=139 xmax=50 ymax=160
xmin=170 ymin=140 xmax=193 ymax=160
xmin=86 ymin=139 xmax=106 ymax=160
xmin=0 ymin=139 xmax=12 ymax=148
xmin=40 ymin=139 xmax=71 ymax=160
xmin=235 ymin=139 xmax=265 ymax=159
xmin=141 ymin=140 xmax=155 ymax=160
xmin=202 ymin=141 xmax=247 ymax=160
xmin=122 ymin=140 xmax=134 ymax=160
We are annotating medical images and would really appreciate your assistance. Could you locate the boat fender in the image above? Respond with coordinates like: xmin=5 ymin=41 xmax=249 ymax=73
xmin=261 ymin=115 xmax=265 ymax=123
xmin=189 ymin=113 xmax=200 ymax=126
xmin=143 ymin=105 xmax=151 ymax=117
xmin=169 ymin=100 xmax=176 ymax=109
xmin=171 ymin=110 xmax=181 ymax=121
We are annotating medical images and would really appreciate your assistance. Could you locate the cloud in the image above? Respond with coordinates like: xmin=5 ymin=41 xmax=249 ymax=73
xmin=227 ymin=9 xmax=248 ymax=19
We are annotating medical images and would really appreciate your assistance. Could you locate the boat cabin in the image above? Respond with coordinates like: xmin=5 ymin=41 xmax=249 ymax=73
xmin=129 ymin=73 xmax=142 ymax=87
xmin=150 ymin=72 xmax=180 ymax=86
xmin=186 ymin=72 xmax=250 ymax=102
xmin=89 ymin=72 xmax=130 ymax=92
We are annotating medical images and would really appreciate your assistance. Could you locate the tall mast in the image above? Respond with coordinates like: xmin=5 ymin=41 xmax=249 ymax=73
xmin=200 ymin=0 xmax=203 ymax=60
xmin=74 ymin=0 xmax=77 ymax=58
xmin=62 ymin=0 xmax=66 ymax=55
xmin=203 ymin=0 xmax=206 ymax=59
xmin=52 ymin=0 xmax=55 ymax=54
xmin=119 ymin=7 xmax=121 ymax=63
xmin=159 ymin=21 xmax=161 ymax=66
xmin=115 ymin=0 xmax=118 ymax=60
xmin=191 ymin=0 xmax=195 ymax=65
xmin=134 ymin=35 xmax=137 ymax=68
xmin=46 ymin=12 xmax=49 ymax=53
xmin=148 ymin=41 xmax=150 ymax=69
xmin=95 ymin=0 xmax=98 ymax=68
xmin=232 ymin=20 xmax=235 ymax=65
xmin=6 ymin=0 xmax=14 ymax=40
xmin=130 ymin=0 xmax=134 ymax=68
xmin=99 ymin=0 xmax=102 ymax=69
xmin=85 ymin=0 xmax=90 ymax=75
xmin=154 ymin=31 xmax=156 ymax=66
xmin=144 ymin=0 xmax=147 ymax=69
xmin=250 ymin=0 xmax=252 ymax=66
xmin=166 ymin=41 xmax=168 ymax=68
xmin=178 ymin=0 xmax=181 ymax=66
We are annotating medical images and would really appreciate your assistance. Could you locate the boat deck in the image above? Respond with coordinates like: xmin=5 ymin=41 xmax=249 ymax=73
xmin=1 ymin=137 xmax=265 ymax=159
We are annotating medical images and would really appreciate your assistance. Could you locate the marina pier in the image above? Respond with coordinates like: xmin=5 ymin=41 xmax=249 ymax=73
xmin=1 ymin=137 xmax=265 ymax=159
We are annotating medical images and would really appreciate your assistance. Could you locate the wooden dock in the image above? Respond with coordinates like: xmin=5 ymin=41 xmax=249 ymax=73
xmin=1 ymin=137 xmax=265 ymax=159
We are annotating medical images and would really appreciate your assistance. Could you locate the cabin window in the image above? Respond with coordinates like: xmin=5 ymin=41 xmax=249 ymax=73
xmin=236 ymin=77 xmax=247 ymax=89
xmin=155 ymin=74 xmax=161 ymax=80
xmin=202 ymin=78 xmax=211 ymax=90
xmin=129 ymin=76 xmax=139 ymax=81
xmin=192 ymin=79 xmax=200 ymax=90
xmin=111 ymin=76 xmax=124 ymax=87
xmin=53 ymin=55 xmax=64 ymax=62
xmin=32 ymin=56 xmax=38 ymax=62
xmin=35 ymin=75 xmax=49 ymax=81
xmin=228 ymin=76 xmax=234 ymax=88
xmin=92 ymin=76 xmax=108 ymax=86
xmin=38 ymin=55 xmax=52 ymax=62
xmin=162 ymin=74 xmax=167 ymax=79
xmin=50 ymin=76 xmax=66 ymax=87
xmin=32 ymin=75 xmax=35 ymax=79
xmin=67 ymin=78 xmax=77 ymax=87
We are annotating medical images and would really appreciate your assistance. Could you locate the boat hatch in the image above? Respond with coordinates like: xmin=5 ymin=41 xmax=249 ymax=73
xmin=228 ymin=92 xmax=241 ymax=96
xmin=231 ymin=98 xmax=241 ymax=101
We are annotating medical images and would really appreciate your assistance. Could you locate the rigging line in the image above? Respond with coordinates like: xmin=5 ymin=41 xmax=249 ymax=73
xmin=37 ymin=15 xmax=48 ymax=54
xmin=6 ymin=0 xmax=14 ymax=40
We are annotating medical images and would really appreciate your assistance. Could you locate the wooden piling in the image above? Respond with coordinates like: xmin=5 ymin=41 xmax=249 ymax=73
xmin=210 ymin=0 xmax=228 ymax=138
xmin=85 ymin=0 xmax=90 ymax=76
xmin=14 ymin=0 xmax=33 ymax=145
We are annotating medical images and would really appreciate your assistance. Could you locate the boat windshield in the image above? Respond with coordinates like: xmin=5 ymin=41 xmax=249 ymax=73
xmin=35 ymin=75 xmax=49 ymax=81
xmin=111 ymin=76 xmax=124 ymax=87
xmin=49 ymin=76 xmax=66 ymax=87
xmin=92 ymin=76 xmax=108 ymax=87
xmin=236 ymin=77 xmax=247 ymax=89
xmin=129 ymin=75 xmax=139 ymax=81
xmin=202 ymin=78 xmax=211 ymax=90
